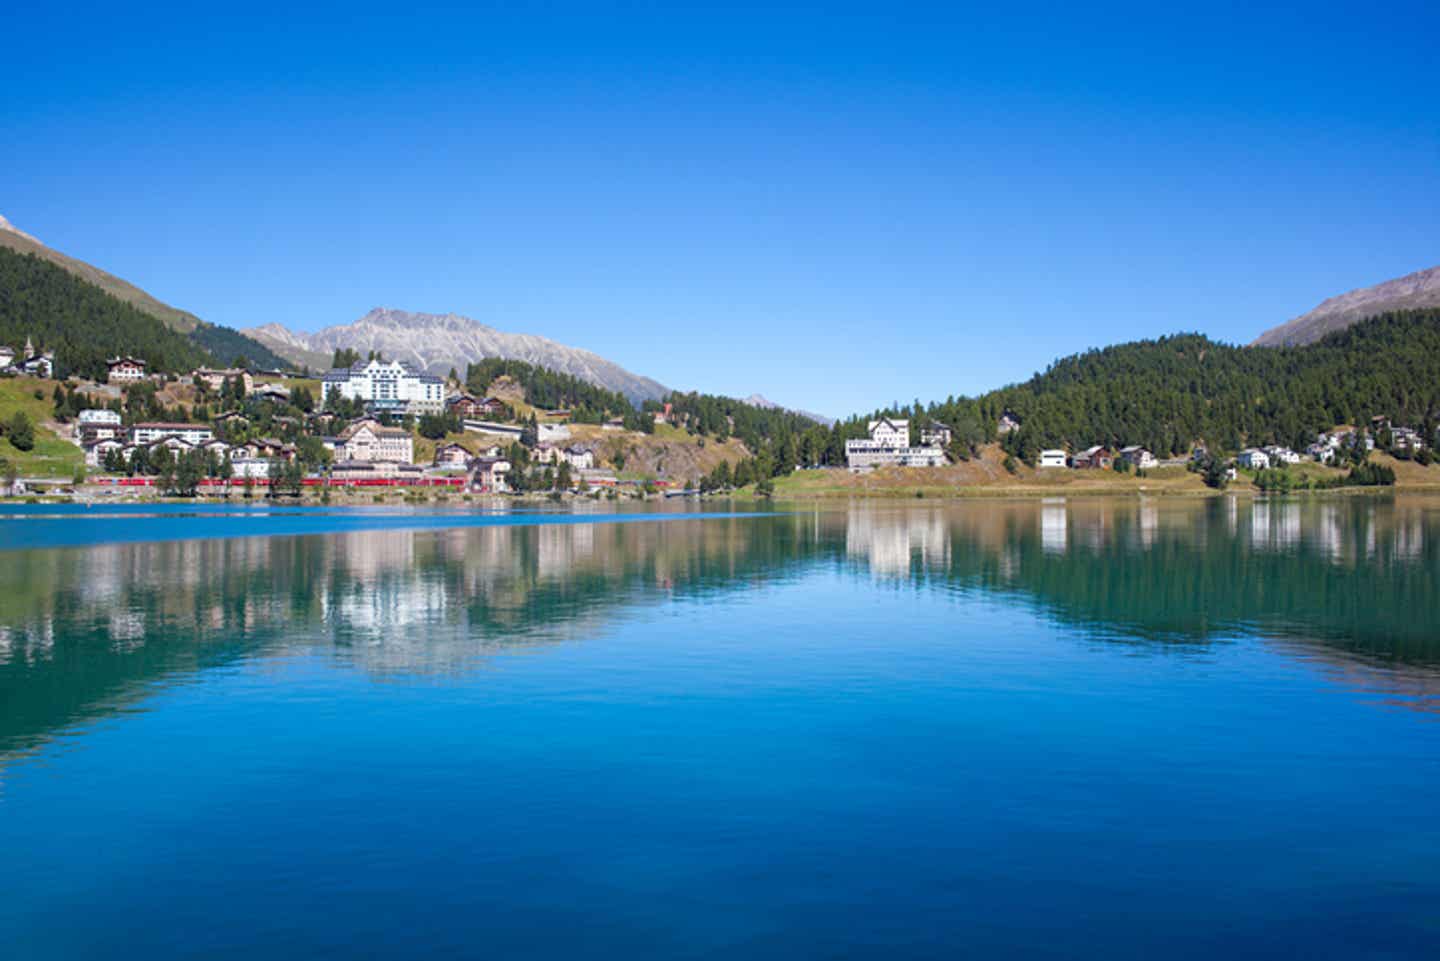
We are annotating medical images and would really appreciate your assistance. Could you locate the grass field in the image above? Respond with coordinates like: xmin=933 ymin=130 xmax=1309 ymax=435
xmin=0 ymin=376 xmax=84 ymax=477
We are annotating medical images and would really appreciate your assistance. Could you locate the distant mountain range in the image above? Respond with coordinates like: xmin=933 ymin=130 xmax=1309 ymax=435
xmin=0 ymin=214 xmax=290 ymax=369
xmin=1254 ymin=264 xmax=1440 ymax=347
xmin=245 ymin=309 xmax=672 ymax=402
xmin=743 ymin=393 xmax=834 ymax=426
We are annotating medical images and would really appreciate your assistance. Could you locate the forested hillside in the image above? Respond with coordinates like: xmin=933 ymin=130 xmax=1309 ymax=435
xmin=187 ymin=321 xmax=291 ymax=370
xmin=466 ymin=357 xmax=636 ymax=423
xmin=845 ymin=309 xmax=1440 ymax=464
xmin=0 ymin=247 xmax=213 ymax=378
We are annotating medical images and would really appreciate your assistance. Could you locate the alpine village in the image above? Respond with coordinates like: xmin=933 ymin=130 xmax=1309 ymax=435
xmin=2 ymin=227 xmax=1439 ymax=503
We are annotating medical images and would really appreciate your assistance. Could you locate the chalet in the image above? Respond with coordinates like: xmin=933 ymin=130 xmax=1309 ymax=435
xmin=1263 ymin=445 xmax=1302 ymax=465
xmin=1391 ymin=427 xmax=1427 ymax=454
xmin=252 ymin=383 xmax=292 ymax=403
xmin=107 ymin=356 xmax=148 ymax=384
xmin=1119 ymin=446 xmax=1157 ymax=469
xmin=193 ymin=368 xmax=254 ymax=393
xmin=653 ymin=402 xmax=674 ymax=425
xmin=1238 ymin=448 xmax=1270 ymax=470
xmin=1037 ymin=450 xmax=1068 ymax=468
xmin=1306 ymin=442 xmax=1337 ymax=464
xmin=602 ymin=417 xmax=626 ymax=431
xmin=0 ymin=345 xmax=14 ymax=369
xmin=131 ymin=422 xmax=214 ymax=446
xmin=246 ymin=437 xmax=297 ymax=460
xmin=534 ymin=443 xmax=595 ymax=470
xmin=1072 ymin=445 xmax=1113 ymax=469
xmin=469 ymin=456 xmax=512 ymax=493
xmin=919 ymin=421 xmax=953 ymax=448
xmin=21 ymin=351 xmax=54 ymax=379
xmin=998 ymin=412 xmax=1021 ymax=434
xmin=214 ymin=411 xmax=250 ymax=426
xmin=85 ymin=437 xmax=125 ymax=468
xmin=146 ymin=436 xmax=197 ymax=456
xmin=563 ymin=445 xmax=595 ymax=470
xmin=446 ymin=394 xmax=488 ymax=419
xmin=433 ymin=443 xmax=472 ymax=469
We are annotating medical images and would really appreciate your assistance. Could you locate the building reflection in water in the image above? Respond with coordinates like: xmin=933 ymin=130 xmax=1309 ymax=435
xmin=1 ymin=498 xmax=1438 ymax=759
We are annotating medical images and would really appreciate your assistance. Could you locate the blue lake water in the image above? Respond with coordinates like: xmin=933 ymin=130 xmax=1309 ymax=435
xmin=1 ymin=498 xmax=1437 ymax=958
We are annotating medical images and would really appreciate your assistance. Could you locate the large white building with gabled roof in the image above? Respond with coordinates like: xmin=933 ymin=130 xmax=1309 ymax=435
xmin=844 ymin=418 xmax=946 ymax=471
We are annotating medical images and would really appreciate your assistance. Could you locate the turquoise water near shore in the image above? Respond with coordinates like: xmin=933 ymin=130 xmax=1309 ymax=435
xmin=1 ymin=499 xmax=1437 ymax=958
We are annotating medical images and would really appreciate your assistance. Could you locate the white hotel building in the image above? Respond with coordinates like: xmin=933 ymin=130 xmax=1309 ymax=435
xmin=321 ymin=360 xmax=445 ymax=416
xmin=845 ymin=418 xmax=946 ymax=471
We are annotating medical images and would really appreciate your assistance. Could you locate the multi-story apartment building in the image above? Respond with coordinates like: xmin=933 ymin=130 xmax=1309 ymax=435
xmin=321 ymin=360 xmax=444 ymax=415
xmin=130 ymin=422 xmax=215 ymax=446
xmin=327 ymin=419 xmax=415 ymax=464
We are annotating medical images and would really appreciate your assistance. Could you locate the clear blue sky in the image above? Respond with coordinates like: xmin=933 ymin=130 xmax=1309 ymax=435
xmin=5 ymin=1 xmax=1437 ymax=416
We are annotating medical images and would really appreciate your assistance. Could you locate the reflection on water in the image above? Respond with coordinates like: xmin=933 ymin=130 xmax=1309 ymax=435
xmin=2 ymin=497 xmax=1439 ymax=759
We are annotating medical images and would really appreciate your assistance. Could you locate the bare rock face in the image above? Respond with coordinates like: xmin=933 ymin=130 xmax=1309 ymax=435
xmin=0 ymin=214 xmax=43 ymax=245
xmin=246 ymin=308 xmax=670 ymax=402
xmin=1255 ymin=265 xmax=1440 ymax=346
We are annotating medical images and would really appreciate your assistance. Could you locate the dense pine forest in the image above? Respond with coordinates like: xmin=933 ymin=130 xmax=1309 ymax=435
xmin=842 ymin=309 xmax=1440 ymax=464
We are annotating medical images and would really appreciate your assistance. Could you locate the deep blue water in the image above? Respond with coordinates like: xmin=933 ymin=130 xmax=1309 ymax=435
xmin=1 ymin=499 xmax=1437 ymax=958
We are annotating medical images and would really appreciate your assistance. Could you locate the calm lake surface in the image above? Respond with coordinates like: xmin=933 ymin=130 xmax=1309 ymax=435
xmin=1 ymin=498 xmax=1438 ymax=959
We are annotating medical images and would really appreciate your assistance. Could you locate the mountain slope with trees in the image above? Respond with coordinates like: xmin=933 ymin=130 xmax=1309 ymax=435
xmin=0 ymin=214 xmax=289 ymax=370
xmin=848 ymin=309 xmax=1440 ymax=466
xmin=0 ymin=247 xmax=215 ymax=379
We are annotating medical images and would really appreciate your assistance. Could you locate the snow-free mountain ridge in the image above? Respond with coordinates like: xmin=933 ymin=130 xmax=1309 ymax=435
xmin=1254 ymin=264 xmax=1440 ymax=346
xmin=246 ymin=308 xmax=671 ymax=403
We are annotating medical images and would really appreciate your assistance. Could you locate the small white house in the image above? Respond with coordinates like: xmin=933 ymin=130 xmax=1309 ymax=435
xmin=229 ymin=458 xmax=272 ymax=479
xmin=1038 ymin=449 xmax=1068 ymax=468
xmin=1264 ymin=446 xmax=1302 ymax=465
xmin=1238 ymin=448 xmax=1270 ymax=470
xmin=1119 ymin=446 xmax=1157 ymax=469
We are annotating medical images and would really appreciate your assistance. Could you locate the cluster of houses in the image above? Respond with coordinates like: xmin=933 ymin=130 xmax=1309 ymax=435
xmin=1037 ymin=446 xmax=1159 ymax=470
xmin=77 ymin=413 xmax=289 ymax=478
xmin=845 ymin=418 xmax=950 ymax=471
xmin=0 ymin=336 xmax=55 ymax=378
xmin=61 ymin=349 xmax=617 ymax=494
